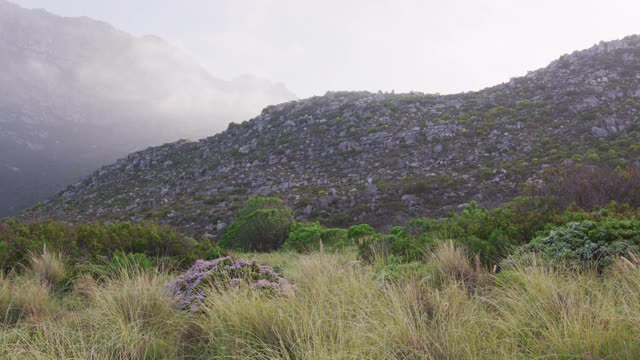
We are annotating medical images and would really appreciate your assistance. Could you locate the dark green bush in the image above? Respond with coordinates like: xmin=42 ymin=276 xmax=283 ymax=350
xmin=348 ymin=224 xmax=382 ymax=262
xmin=524 ymin=219 xmax=640 ymax=270
xmin=320 ymin=228 xmax=349 ymax=249
xmin=348 ymin=224 xmax=376 ymax=244
xmin=220 ymin=197 xmax=294 ymax=251
xmin=202 ymin=244 xmax=228 ymax=260
xmin=108 ymin=252 xmax=155 ymax=273
xmin=377 ymin=202 xmax=522 ymax=264
xmin=357 ymin=234 xmax=389 ymax=263
xmin=0 ymin=220 xmax=200 ymax=271
xmin=285 ymin=222 xmax=322 ymax=252
xmin=73 ymin=252 xmax=157 ymax=281
xmin=285 ymin=222 xmax=350 ymax=253
xmin=387 ymin=233 xmax=431 ymax=262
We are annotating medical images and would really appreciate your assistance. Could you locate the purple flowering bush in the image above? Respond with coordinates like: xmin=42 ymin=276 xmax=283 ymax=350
xmin=166 ymin=256 xmax=294 ymax=310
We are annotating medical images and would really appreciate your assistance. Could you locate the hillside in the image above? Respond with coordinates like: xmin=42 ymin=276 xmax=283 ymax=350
xmin=0 ymin=0 xmax=295 ymax=216
xmin=20 ymin=35 xmax=640 ymax=238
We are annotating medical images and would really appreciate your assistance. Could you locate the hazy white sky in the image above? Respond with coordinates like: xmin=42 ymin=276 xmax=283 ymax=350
xmin=12 ymin=0 xmax=640 ymax=98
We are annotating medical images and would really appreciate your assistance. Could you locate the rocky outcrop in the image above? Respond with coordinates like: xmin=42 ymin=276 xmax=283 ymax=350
xmin=20 ymin=35 xmax=640 ymax=237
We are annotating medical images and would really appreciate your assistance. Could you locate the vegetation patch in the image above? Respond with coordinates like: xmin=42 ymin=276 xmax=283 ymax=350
xmin=166 ymin=256 xmax=294 ymax=311
xmin=524 ymin=219 xmax=640 ymax=270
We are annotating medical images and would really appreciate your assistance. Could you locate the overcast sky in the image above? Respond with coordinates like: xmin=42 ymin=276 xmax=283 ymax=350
xmin=12 ymin=0 xmax=640 ymax=98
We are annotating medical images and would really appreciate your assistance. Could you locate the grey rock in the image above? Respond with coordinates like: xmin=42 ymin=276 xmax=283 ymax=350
xmin=216 ymin=222 xmax=227 ymax=232
xmin=591 ymin=126 xmax=608 ymax=138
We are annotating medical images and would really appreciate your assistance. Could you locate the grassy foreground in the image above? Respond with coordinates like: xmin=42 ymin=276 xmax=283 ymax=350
xmin=1 ymin=244 xmax=640 ymax=359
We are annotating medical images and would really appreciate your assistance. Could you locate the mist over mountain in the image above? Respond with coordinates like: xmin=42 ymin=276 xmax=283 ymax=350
xmin=22 ymin=35 xmax=640 ymax=238
xmin=0 ymin=0 xmax=295 ymax=216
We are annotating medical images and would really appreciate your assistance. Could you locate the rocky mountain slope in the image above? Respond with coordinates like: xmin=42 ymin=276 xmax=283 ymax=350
xmin=20 ymin=35 xmax=640 ymax=238
xmin=0 ymin=0 xmax=295 ymax=216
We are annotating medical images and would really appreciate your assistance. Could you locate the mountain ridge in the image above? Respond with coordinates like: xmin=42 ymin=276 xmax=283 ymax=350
xmin=19 ymin=35 xmax=640 ymax=238
xmin=0 ymin=0 xmax=296 ymax=216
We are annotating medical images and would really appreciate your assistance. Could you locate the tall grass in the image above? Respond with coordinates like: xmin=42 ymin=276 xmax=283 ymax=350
xmin=87 ymin=269 xmax=187 ymax=358
xmin=0 ymin=275 xmax=51 ymax=325
xmin=29 ymin=246 xmax=66 ymax=287
xmin=1 ymin=244 xmax=640 ymax=358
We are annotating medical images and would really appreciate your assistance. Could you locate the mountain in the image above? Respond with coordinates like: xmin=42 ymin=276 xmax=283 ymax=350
xmin=0 ymin=0 xmax=295 ymax=216
xmin=19 ymin=35 xmax=640 ymax=238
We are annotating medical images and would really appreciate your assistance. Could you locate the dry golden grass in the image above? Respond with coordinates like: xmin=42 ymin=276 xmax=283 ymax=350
xmin=1 ymin=245 xmax=640 ymax=359
xmin=29 ymin=246 xmax=66 ymax=287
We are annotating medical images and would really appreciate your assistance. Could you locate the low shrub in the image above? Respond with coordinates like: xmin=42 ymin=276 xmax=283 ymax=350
xmin=524 ymin=219 xmax=640 ymax=270
xmin=220 ymin=197 xmax=294 ymax=251
xmin=166 ymin=256 xmax=294 ymax=311
xmin=201 ymin=243 xmax=228 ymax=260
xmin=284 ymin=222 xmax=350 ymax=252
xmin=321 ymin=228 xmax=350 ymax=248
xmin=348 ymin=224 xmax=377 ymax=244
xmin=285 ymin=222 xmax=322 ymax=252
xmin=387 ymin=232 xmax=431 ymax=262
xmin=348 ymin=224 xmax=386 ymax=262
xmin=72 ymin=252 xmax=162 ymax=282
xmin=361 ymin=202 xmax=522 ymax=265
xmin=0 ymin=220 xmax=200 ymax=271
xmin=108 ymin=252 xmax=155 ymax=274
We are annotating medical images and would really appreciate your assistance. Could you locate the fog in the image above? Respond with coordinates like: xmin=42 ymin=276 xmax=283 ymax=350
xmin=12 ymin=0 xmax=640 ymax=98
xmin=0 ymin=0 xmax=296 ymax=215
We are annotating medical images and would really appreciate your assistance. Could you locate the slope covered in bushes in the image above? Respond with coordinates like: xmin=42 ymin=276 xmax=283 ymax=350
xmin=1 ymin=164 xmax=640 ymax=358
xmin=21 ymin=36 xmax=640 ymax=237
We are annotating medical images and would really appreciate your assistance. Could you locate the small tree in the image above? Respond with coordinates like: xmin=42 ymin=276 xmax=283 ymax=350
xmin=220 ymin=197 xmax=294 ymax=251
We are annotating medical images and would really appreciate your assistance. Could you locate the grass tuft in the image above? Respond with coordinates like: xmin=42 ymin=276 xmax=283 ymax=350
xmin=29 ymin=246 xmax=66 ymax=287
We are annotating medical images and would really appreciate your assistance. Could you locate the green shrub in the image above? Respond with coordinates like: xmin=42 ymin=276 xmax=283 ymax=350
xmin=381 ymin=202 xmax=522 ymax=265
xmin=387 ymin=233 xmax=430 ymax=262
xmin=202 ymin=244 xmax=228 ymax=260
xmin=321 ymin=228 xmax=349 ymax=248
xmin=108 ymin=252 xmax=155 ymax=273
xmin=0 ymin=220 xmax=201 ymax=271
xmin=524 ymin=219 xmax=640 ymax=270
xmin=348 ymin=224 xmax=384 ymax=262
xmin=348 ymin=224 xmax=376 ymax=244
xmin=285 ymin=222 xmax=323 ymax=252
xmin=356 ymin=200 xmax=640 ymax=268
xmin=285 ymin=223 xmax=350 ymax=253
xmin=220 ymin=197 xmax=294 ymax=252
xmin=72 ymin=252 xmax=157 ymax=281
